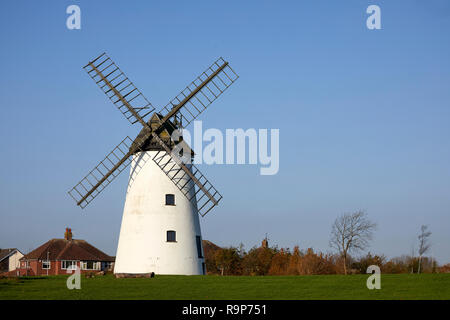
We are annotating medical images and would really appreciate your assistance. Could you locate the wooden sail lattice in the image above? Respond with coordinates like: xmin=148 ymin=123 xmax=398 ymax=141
xmin=69 ymin=53 xmax=238 ymax=217
xmin=68 ymin=136 xmax=134 ymax=208
xmin=84 ymin=52 xmax=155 ymax=124
xmin=159 ymin=57 xmax=239 ymax=127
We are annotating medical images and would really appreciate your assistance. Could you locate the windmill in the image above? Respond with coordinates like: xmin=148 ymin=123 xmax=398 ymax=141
xmin=68 ymin=52 xmax=238 ymax=275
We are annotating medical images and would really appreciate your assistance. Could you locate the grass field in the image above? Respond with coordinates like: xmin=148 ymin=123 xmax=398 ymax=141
xmin=1 ymin=274 xmax=449 ymax=300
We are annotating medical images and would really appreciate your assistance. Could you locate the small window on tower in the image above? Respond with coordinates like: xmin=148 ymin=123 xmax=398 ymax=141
xmin=167 ymin=230 xmax=176 ymax=242
xmin=165 ymin=194 xmax=175 ymax=206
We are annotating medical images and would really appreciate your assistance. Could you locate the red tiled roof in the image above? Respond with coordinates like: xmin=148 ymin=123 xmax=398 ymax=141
xmin=202 ymin=240 xmax=221 ymax=258
xmin=21 ymin=239 xmax=114 ymax=262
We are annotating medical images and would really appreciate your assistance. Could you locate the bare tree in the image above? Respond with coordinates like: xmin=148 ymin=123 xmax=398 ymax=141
xmin=329 ymin=210 xmax=377 ymax=275
xmin=417 ymin=225 xmax=432 ymax=274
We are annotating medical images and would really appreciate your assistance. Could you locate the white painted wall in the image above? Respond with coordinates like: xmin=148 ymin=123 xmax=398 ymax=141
xmin=114 ymin=151 xmax=204 ymax=275
xmin=8 ymin=250 xmax=23 ymax=271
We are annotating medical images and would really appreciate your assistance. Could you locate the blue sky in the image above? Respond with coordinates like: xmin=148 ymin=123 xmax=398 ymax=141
xmin=1 ymin=0 xmax=449 ymax=264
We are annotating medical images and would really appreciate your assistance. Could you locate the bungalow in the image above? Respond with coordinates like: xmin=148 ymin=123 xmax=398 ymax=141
xmin=17 ymin=228 xmax=115 ymax=276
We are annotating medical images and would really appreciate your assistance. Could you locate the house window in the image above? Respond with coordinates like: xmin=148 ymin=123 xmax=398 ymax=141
xmin=167 ymin=230 xmax=176 ymax=242
xmin=81 ymin=261 xmax=100 ymax=270
xmin=196 ymin=236 xmax=203 ymax=258
xmin=42 ymin=261 xmax=50 ymax=269
xmin=165 ymin=194 xmax=175 ymax=206
xmin=61 ymin=260 xmax=77 ymax=270
xmin=102 ymin=262 xmax=112 ymax=271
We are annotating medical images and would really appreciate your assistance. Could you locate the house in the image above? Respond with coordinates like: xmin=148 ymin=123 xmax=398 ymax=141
xmin=0 ymin=248 xmax=24 ymax=273
xmin=17 ymin=228 xmax=115 ymax=276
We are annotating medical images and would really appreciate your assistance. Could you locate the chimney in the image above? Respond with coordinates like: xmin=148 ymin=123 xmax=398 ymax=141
xmin=64 ymin=228 xmax=73 ymax=241
xmin=261 ymin=237 xmax=268 ymax=249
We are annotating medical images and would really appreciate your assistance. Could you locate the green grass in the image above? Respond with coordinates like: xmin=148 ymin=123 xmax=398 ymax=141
xmin=0 ymin=274 xmax=449 ymax=300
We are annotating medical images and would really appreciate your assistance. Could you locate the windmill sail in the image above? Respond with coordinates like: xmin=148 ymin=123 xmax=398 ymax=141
xmin=70 ymin=54 xmax=237 ymax=215
xmin=84 ymin=52 xmax=155 ymax=125
xmin=159 ymin=57 xmax=239 ymax=128
xmin=68 ymin=136 xmax=135 ymax=208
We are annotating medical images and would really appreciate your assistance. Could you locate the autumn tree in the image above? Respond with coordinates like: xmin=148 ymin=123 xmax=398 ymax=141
xmin=214 ymin=247 xmax=242 ymax=275
xmin=287 ymin=246 xmax=302 ymax=275
xmin=297 ymin=248 xmax=336 ymax=275
xmin=268 ymin=248 xmax=290 ymax=275
xmin=329 ymin=210 xmax=377 ymax=275
xmin=351 ymin=252 xmax=385 ymax=274
xmin=242 ymin=246 xmax=276 ymax=275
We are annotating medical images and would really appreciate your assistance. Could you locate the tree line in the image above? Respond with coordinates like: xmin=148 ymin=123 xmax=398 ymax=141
xmin=204 ymin=211 xmax=447 ymax=275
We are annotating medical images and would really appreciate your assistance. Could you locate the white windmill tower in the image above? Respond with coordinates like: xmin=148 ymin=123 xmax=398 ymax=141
xmin=68 ymin=53 xmax=238 ymax=275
